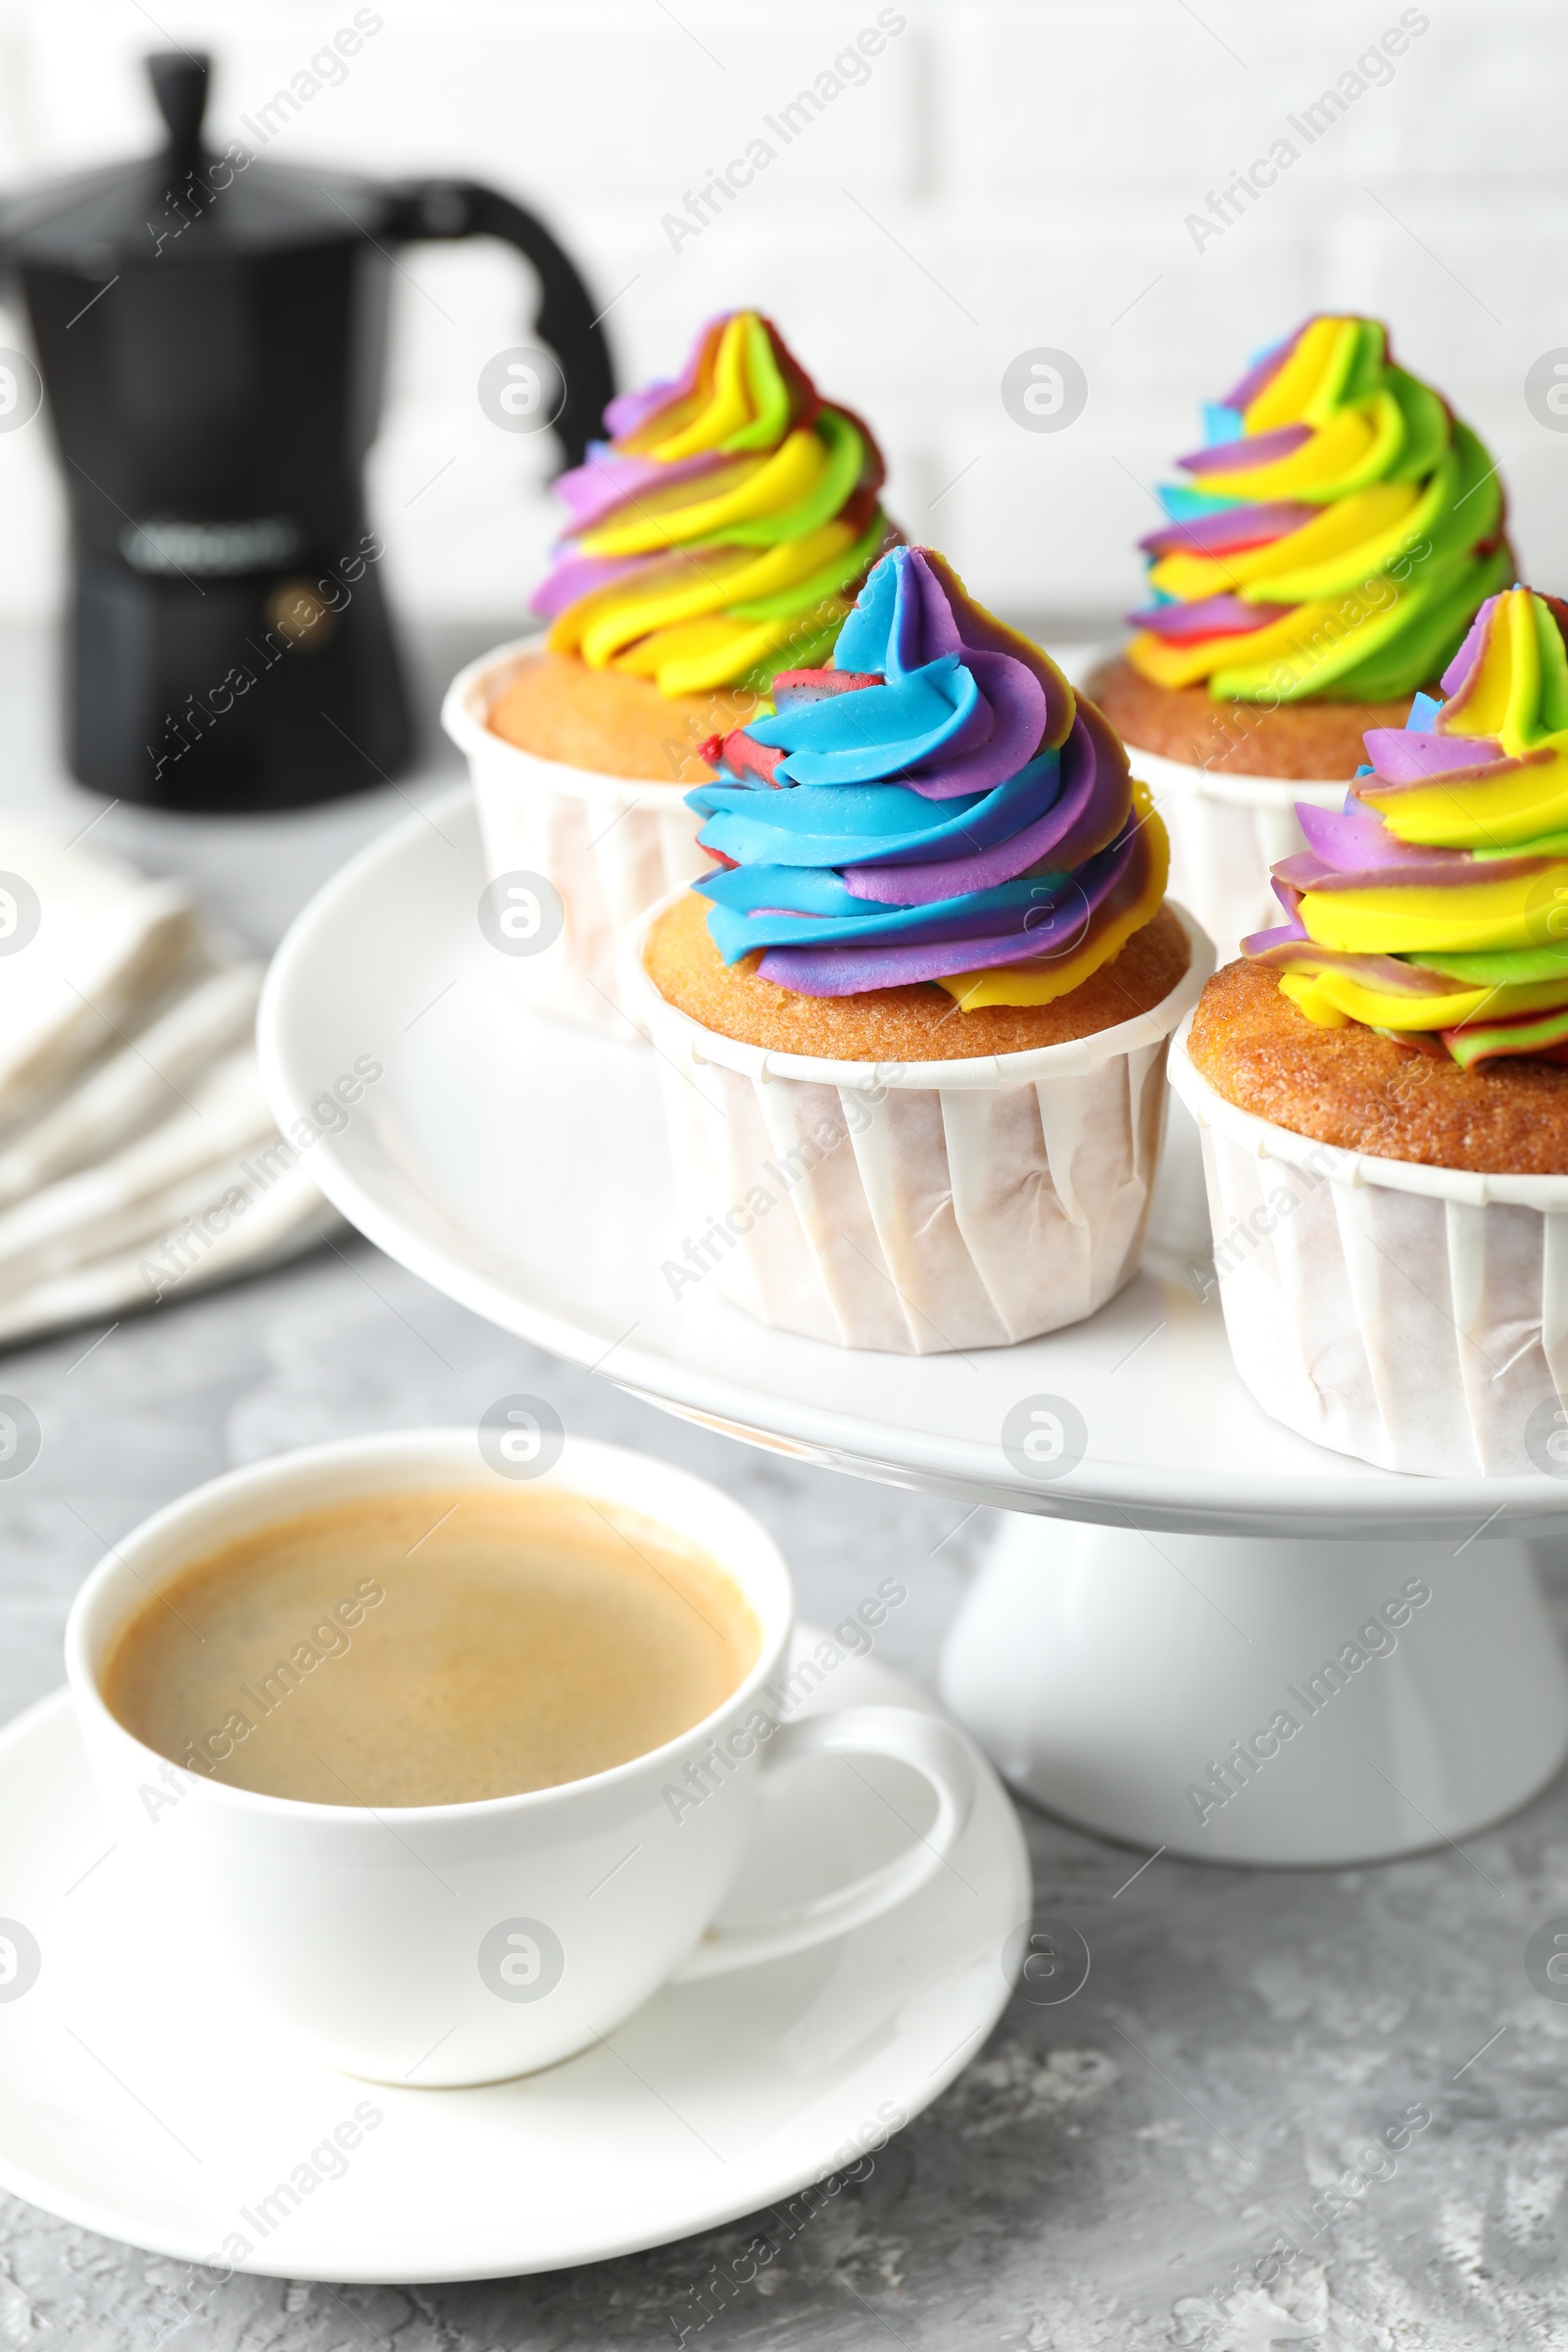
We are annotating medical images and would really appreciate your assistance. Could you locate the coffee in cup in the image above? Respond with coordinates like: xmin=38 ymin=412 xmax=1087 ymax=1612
xmin=101 ymin=1487 xmax=760 ymax=1807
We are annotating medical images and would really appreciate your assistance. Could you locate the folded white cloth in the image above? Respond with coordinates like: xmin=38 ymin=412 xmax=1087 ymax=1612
xmin=0 ymin=960 xmax=263 ymax=1208
xmin=0 ymin=821 xmax=200 ymax=1132
xmin=0 ymin=819 xmax=343 ymax=1346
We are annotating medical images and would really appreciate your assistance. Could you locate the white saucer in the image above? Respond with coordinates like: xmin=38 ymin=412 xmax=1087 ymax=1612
xmin=0 ymin=1642 xmax=1027 ymax=2284
xmin=256 ymin=787 xmax=1568 ymax=1539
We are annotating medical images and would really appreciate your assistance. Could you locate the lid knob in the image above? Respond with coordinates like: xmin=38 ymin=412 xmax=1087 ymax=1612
xmin=147 ymin=52 xmax=210 ymax=168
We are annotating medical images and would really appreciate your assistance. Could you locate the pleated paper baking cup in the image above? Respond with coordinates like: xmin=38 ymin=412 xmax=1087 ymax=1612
xmin=443 ymin=636 xmax=710 ymax=1035
xmin=1131 ymin=743 xmax=1345 ymax=968
xmin=1169 ymin=1021 xmax=1568 ymax=1478
xmin=621 ymin=893 xmax=1213 ymax=1354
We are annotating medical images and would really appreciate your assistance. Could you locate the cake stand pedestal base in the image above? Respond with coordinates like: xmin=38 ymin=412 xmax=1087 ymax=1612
xmin=939 ymin=1517 xmax=1568 ymax=1866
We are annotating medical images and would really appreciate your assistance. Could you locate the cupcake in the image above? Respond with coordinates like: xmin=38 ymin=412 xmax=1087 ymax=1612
xmin=443 ymin=311 xmax=898 ymax=1030
xmin=1170 ymin=584 xmax=1568 ymax=1475
xmin=1088 ymin=314 xmax=1512 ymax=964
xmin=620 ymin=546 xmax=1212 ymax=1352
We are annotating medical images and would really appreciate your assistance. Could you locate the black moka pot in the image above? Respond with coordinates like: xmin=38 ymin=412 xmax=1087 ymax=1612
xmin=0 ymin=53 xmax=613 ymax=811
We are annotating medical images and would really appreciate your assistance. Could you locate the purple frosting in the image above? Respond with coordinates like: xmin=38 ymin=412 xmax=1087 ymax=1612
xmin=1296 ymin=804 xmax=1469 ymax=869
xmin=1139 ymin=501 xmax=1316 ymax=557
xmin=1128 ymin=592 xmax=1288 ymax=641
xmin=1179 ymin=422 xmax=1312 ymax=477
xmin=1359 ymin=726 xmax=1506 ymax=782
xmin=1439 ymin=596 xmax=1498 ymax=699
xmin=528 ymin=551 xmax=648 ymax=620
xmin=551 ymin=445 xmax=730 ymax=537
xmin=1273 ymin=848 xmax=1535 ymax=896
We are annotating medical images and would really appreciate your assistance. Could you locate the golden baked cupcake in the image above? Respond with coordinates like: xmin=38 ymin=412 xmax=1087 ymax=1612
xmin=1170 ymin=584 xmax=1568 ymax=1474
xmin=1088 ymin=314 xmax=1512 ymax=962
xmin=443 ymin=310 xmax=898 ymax=1029
xmin=621 ymin=545 xmax=1212 ymax=1352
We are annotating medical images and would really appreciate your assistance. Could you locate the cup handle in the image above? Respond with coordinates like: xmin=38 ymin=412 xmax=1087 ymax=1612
xmin=672 ymin=1704 xmax=978 ymax=1983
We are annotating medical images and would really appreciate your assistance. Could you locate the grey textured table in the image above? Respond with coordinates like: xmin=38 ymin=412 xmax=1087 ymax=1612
xmin=1 ymin=623 xmax=1566 ymax=2352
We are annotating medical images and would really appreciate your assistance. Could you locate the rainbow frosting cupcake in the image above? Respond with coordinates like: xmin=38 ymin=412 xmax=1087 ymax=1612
xmin=1124 ymin=315 xmax=1507 ymax=709
xmin=622 ymin=546 xmax=1211 ymax=1353
xmin=1248 ymin=586 xmax=1568 ymax=1069
xmin=532 ymin=309 xmax=895 ymax=710
xmin=1170 ymin=585 xmax=1568 ymax=1476
xmin=1089 ymin=314 xmax=1512 ymax=964
xmin=444 ymin=311 xmax=899 ymax=1030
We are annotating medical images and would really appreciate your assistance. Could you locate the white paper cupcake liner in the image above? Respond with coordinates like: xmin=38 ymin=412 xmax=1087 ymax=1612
xmin=1169 ymin=1020 xmax=1568 ymax=1477
xmin=443 ymin=635 xmax=710 ymax=1035
xmin=620 ymin=893 xmax=1213 ymax=1354
xmin=1129 ymin=743 xmax=1347 ymax=969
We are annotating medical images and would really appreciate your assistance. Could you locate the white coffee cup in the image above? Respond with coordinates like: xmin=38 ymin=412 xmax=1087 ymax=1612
xmin=65 ymin=1428 xmax=976 ymax=2085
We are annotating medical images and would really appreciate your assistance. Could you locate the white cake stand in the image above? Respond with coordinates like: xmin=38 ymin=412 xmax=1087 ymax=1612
xmin=258 ymin=788 xmax=1568 ymax=1869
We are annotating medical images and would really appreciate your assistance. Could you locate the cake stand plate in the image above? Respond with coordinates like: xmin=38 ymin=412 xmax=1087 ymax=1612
xmin=257 ymin=788 xmax=1568 ymax=1864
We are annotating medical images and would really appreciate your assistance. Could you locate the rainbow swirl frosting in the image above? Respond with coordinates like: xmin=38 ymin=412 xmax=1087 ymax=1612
xmin=532 ymin=311 xmax=897 ymax=698
xmin=688 ymin=546 xmax=1169 ymax=1008
xmin=1126 ymin=315 xmax=1510 ymax=706
xmin=1248 ymin=586 xmax=1568 ymax=1068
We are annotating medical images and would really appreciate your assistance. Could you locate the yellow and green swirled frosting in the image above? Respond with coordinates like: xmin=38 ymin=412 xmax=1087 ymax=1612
xmin=532 ymin=311 xmax=898 ymax=698
xmin=1126 ymin=315 xmax=1511 ymax=706
xmin=1248 ymin=586 xmax=1568 ymax=1068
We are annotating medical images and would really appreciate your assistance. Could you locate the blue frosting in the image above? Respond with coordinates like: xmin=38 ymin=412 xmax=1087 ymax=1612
xmin=1157 ymin=483 xmax=1243 ymax=522
xmin=689 ymin=755 xmax=1061 ymax=870
xmin=700 ymin=846 xmax=1119 ymax=956
xmin=744 ymin=658 xmax=984 ymax=787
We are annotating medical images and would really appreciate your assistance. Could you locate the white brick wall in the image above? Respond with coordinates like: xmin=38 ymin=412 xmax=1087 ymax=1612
xmin=0 ymin=0 xmax=1561 ymax=635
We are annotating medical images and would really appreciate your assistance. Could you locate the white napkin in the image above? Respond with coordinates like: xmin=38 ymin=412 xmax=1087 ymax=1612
xmin=0 ymin=821 xmax=200 ymax=1131
xmin=0 ymin=960 xmax=263 ymax=1207
xmin=0 ymin=820 xmax=343 ymax=1346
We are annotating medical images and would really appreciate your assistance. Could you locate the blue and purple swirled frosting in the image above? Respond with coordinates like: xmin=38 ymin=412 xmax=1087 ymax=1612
xmin=687 ymin=546 xmax=1170 ymax=1006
